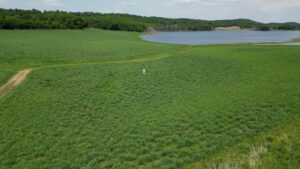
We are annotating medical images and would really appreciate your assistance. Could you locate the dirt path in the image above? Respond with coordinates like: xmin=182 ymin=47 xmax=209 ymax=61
xmin=0 ymin=69 xmax=33 ymax=99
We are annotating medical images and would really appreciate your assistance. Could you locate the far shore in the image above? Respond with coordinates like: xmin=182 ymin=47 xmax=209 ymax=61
xmin=145 ymin=27 xmax=162 ymax=35
xmin=145 ymin=26 xmax=300 ymax=35
xmin=214 ymin=26 xmax=254 ymax=31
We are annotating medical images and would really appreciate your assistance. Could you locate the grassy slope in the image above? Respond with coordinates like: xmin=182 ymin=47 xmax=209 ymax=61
xmin=0 ymin=28 xmax=299 ymax=169
xmin=0 ymin=29 xmax=185 ymax=85
xmin=189 ymin=117 xmax=299 ymax=169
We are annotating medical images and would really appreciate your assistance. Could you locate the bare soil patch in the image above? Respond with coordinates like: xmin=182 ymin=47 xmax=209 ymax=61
xmin=0 ymin=69 xmax=33 ymax=99
xmin=146 ymin=27 xmax=161 ymax=35
xmin=215 ymin=26 xmax=254 ymax=31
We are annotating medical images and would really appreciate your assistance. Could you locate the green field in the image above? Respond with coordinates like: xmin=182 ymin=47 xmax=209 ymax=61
xmin=0 ymin=29 xmax=185 ymax=85
xmin=0 ymin=29 xmax=299 ymax=169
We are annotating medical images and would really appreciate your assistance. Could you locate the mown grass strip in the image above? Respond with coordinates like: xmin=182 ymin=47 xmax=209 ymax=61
xmin=39 ymin=45 xmax=194 ymax=69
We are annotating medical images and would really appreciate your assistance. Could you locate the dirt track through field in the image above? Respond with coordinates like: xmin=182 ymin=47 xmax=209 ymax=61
xmin=0 ymin=46 xmax=193 ymax=99
xmin=0 ymin=69 xmax=33 ymax=99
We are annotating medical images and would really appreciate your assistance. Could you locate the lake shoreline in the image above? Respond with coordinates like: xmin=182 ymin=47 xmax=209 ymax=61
xmin=141 ymin=30 xmax=300 ymax=45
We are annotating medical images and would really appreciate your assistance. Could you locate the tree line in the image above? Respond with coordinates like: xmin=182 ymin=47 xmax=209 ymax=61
xmin=1 ymin=8 xmax=300 ymax=32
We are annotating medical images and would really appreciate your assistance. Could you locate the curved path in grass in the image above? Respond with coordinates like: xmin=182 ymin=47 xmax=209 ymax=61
xmin=0 ymin=69 xmax=33 ymax=99
xmin=0 ymin=46 xmax=193 ymax=99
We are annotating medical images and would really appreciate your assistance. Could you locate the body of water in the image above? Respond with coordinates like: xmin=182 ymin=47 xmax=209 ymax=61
xmin=140 ymin=31 xmax=300 ymax=45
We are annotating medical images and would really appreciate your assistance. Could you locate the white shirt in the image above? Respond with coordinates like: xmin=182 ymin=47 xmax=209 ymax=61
xmin=143 ymin=68 xmax=146 ymax=75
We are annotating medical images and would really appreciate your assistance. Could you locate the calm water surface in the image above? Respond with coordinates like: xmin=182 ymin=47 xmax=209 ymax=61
xmin=141 ymin=31 xmax=300 ymax=45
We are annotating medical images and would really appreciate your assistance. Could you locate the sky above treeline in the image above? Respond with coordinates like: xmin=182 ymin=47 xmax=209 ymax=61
xmin=1 ymin=0 xmax=300 ymax=23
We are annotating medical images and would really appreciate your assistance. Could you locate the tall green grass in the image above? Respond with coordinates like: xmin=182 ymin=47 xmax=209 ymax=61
xmin=189 ymin=117 xmax=300 ymax=169
xmin=0 ymin=34 xmax=299 ymax=169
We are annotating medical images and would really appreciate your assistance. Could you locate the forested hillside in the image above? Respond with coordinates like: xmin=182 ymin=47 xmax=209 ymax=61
xmin=1 ymin=8 xmax=300 ymax=31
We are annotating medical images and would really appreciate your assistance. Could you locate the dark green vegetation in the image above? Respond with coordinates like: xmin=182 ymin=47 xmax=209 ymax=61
xmin=0 ymin=30 xmax=299 ymax=168
xmin=1 ymin=8 xmax=300 ymax=31
xmin=269 ymin=22 xmax=300 ymax=30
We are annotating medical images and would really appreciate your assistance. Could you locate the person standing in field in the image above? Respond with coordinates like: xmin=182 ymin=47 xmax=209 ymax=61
xmin=143 ymin=68 xmax=146 ymax=75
